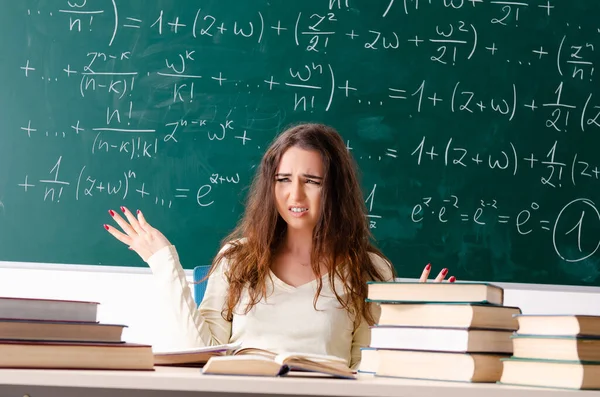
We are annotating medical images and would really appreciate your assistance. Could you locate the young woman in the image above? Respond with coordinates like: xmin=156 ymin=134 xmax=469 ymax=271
xmin=104 ymin=123 xmax=453 ymax=369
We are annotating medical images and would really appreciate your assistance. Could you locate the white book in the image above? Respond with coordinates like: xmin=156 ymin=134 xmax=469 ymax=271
xmin=370 ymin=326 xmax=513 ymax=353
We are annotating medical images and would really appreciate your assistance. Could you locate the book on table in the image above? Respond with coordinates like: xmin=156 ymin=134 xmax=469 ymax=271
xmin=376 ymin=349 xmax=508 ymax=383
xmin=0 ymin=340 xmax=154 ymax=370
xmin=0 ymin=296 xmax=153 ymax=370
xmin=367 ymin=325 xmax=512 ymax=382
xmin=499 ymin=357 xmax=600 ymax=390
xmin=202 ymin=348 xmax=355 ymax=379
xmin=497 ymin=314 xmax=600 ymax=389
xmin=363 ymin=282 xmax=517 ymax=383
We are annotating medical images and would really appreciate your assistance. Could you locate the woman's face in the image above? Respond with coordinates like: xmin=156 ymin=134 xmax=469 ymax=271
xmin=274 ymin=147 xmax=324 ymax=233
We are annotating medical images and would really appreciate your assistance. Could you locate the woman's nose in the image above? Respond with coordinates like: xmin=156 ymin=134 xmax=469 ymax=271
xmin=290 ymin=180 xmax=306 ymax=200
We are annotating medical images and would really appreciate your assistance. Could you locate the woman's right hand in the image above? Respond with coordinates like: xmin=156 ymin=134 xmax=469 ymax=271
xmin=103 ymin=206 xmax=172 ymax=262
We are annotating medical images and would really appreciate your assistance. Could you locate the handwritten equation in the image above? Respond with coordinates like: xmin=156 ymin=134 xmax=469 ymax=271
xmin=19 ymin=66 xmax=600 ymax=139
xmin=20 ymin=116 xmax=254 ymax=157
xmin=411 ymin=196 xmax=600 ymax=262
xmin=18 ymin=156 xmax=241 ymax=209
xmin=411 ymin=136 xmax=600 ymax=188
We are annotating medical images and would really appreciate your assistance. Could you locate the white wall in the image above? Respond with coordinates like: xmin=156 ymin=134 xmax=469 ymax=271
xmin=0 ymin=262 xmax=598 ymax=349
xmin=0 ymin=262 xmax=178 ymax=349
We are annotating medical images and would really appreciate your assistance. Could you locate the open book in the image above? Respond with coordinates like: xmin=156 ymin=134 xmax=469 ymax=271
xmin=203 ymin=348 xmax=355 ymax=379
xmin=153 ymin=343 xmax=240 ymax=366
xmin=155 ymin=344 xmax=354 ymax=378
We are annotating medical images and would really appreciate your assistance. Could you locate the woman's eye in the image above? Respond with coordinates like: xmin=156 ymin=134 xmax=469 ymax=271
xmin=306 ymin=179 xmax=321 ymax=185
xmin=275 ymin=178 xmax=290 ymax=182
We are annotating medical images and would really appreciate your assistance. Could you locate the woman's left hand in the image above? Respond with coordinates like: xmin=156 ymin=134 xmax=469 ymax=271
xmin=419 ymin=263 xmax=456 ymax=283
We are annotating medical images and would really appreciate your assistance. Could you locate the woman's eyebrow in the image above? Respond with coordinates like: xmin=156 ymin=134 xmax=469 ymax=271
xmin=274 ymin=173 xmax=323 ymax=180
xmin=303 ymin=173 xmax=323 ymax=180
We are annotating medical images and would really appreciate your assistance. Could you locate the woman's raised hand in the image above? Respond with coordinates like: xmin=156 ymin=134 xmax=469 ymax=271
xmin=103 ymin=206 xmax=172 ymax=262
xmin=419 ymin=263 xmax=456 ymax=283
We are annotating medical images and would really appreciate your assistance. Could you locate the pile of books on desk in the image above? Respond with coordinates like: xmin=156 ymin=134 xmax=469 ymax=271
xmin=359 ymin=281 xmax=521 ymax=383
xmin=499 ymin=314 xmax=600 ymax=390
xmin=0 ymin=296 xmax=153 ymax=370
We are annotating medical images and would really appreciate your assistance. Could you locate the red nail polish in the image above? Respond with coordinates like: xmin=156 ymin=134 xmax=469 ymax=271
xmin=449 ymin=276 xmax=456 ymax=283
xmin=103 ymin=224 xmax=109 ymax=230
xmin=442 ymin=268 xmax=448 ymax=275
xmin=120 ymin=206 xmax=126 ymax=213
xmin=137 ymin=209 xmax=140 ymax=214
xmin=108 ymin=210 xmax=115 ymax=217
xmin=425 ymin=263 xmax=431 ymax=271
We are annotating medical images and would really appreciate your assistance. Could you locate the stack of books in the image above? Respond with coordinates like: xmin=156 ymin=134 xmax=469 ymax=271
xmin=0 ymin=296 xmax=153 ymax=370
xmin=359 ymin=281 xmax=521 ymax=383
xmin=499 ymin=314 xmax=600 ymax=390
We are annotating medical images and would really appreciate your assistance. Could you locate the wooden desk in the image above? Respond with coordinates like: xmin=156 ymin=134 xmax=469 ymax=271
xmin=0 ymin=366 xmax=597 ymax=397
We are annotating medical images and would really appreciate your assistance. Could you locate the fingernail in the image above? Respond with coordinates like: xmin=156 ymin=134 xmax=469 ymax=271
xmin=449 ymin=276 xmax=456 ymax=283
xmin=442 ymin=268 xmax=448 ymax=275
xmin=425 ymin=263 xmax=431 ymax=271
xmin=103 ymin=224 xmax=109 ymax=230
xmin=108 ymin=210 xmax=115 ymax=217
xmin=128 ymin=247 xmax=133 ymax=250
xmin=120 ymin=206 xmax=126 ymax=213
xmin=137 ymin=209 xmax=140 ymax=214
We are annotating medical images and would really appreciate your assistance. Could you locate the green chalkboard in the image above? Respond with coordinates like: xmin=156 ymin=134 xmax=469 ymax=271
xmin=1 ymin=1 xmax=599 ymax=286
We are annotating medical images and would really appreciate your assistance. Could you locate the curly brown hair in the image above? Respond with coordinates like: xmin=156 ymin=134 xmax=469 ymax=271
xmin=208 ymin=123 xmax=394 ymax=326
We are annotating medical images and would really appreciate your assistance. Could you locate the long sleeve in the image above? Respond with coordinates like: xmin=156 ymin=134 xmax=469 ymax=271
xmin=349 ymin=253 xmax=395 ymax=370
xmin=349 ymin=307 xmax=378 ymax=370
xmin=146 ymin=245 xmax=232 ymax=349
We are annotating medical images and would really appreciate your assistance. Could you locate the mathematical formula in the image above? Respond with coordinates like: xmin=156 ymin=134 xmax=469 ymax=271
xmin=411 ymin=136 xmax=600 ymax=188
xmin=18 ymin=156 xmax=241 ymax=209
xmin=411 ymin=195 xmax=600 ymax=262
